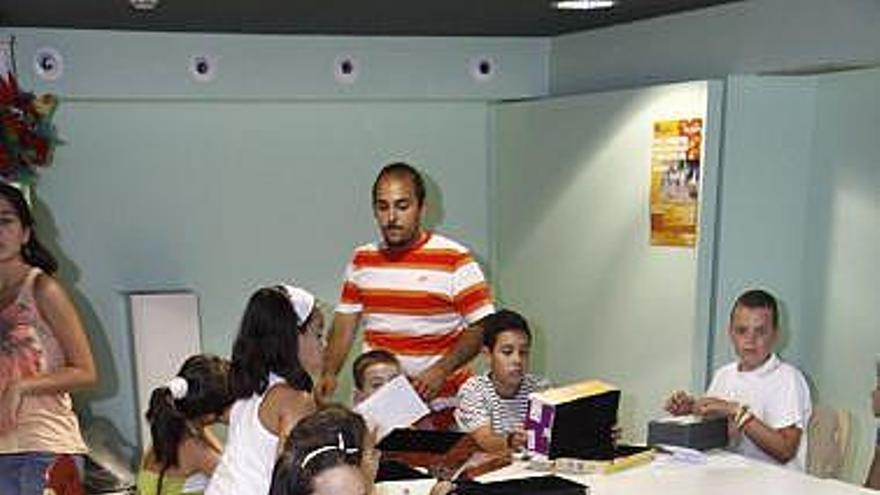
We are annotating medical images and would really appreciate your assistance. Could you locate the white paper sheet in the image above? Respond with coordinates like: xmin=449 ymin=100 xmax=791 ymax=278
xmin=354 ymin=375 xmax=430 ymax=439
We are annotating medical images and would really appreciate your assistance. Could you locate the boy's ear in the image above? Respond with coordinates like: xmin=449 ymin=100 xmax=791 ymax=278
xmin=353 ymin=389 xmax=365 ymax=404
xmin=481 ymin=345 xmax=492 ymax=358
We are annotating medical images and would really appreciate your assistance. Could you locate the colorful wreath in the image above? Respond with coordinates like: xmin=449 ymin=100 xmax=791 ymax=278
xmin=0 ymin=73 xmax=60 ymax=184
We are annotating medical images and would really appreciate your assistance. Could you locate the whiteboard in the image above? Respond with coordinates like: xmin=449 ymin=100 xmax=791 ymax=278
xmin=127 ymin=291 xmax=201 ymax=449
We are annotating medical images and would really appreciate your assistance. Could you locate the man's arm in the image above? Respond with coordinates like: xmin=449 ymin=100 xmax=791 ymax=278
xmin=412 ymin=319 xmax=485 ymax=399
xmin=315 ymin=312 xmax=361 ymax=400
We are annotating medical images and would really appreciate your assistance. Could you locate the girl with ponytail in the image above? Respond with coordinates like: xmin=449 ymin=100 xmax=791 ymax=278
xmin=138 ymin=354 xmax=232 ymax=495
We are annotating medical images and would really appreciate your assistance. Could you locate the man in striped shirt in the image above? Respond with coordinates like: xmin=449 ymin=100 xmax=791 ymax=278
xmin=317 ymin=162 xmax=494 ymax=425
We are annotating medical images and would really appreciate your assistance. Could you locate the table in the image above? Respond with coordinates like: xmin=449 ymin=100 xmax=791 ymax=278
xmin=478 ymin=452 xmax=872 ymax=494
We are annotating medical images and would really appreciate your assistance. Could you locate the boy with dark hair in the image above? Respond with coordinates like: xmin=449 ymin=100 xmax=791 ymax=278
xmin=454 ymin=309 xmax=550 ymax=453
xmin=352 ymin=350 xmax=402 ymax=404
xmin=666 ymin=289 xmax=812 ymax=470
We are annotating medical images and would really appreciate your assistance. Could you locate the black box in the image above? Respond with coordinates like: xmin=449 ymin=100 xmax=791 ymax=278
xmin=647 ymin=415 xmax=728 ymax=451
xmin=526 ymin=380 xmax=620 ymax=460
xmin=454 ymin=475 xmax=588 ymax=495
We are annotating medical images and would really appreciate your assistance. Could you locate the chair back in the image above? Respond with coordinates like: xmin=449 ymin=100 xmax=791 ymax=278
xmin=807 ymin=404 xmax=850 ymax=479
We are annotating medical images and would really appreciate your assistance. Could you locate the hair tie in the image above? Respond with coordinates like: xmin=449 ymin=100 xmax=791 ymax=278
xmin=279 ymin=283 xmax=316 ymax=325
xmin=166 ymin=376 xmax=189 ymax=400
xmin=299 ymin=432 xmax=359 ymax=469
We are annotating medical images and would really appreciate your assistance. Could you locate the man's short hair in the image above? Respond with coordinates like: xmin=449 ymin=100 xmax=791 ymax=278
xmin=482 ymin=309 xmax=532 ymax=349
xmin=352 ymin=349 xmax=400 ymax=390
xmin=372 ymin=162 xmax=426 ymax=207
xmin=731 ymin=289 xmax=779 ymax=329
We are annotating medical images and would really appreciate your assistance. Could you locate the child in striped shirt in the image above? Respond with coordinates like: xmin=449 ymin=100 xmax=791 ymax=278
xmin=454 ymin=310 xmax=550 ymax=454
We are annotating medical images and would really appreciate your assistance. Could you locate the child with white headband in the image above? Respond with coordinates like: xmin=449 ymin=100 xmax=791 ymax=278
xmin=269 ymin=405 xmax=454 ymax=495
xmin=138 ymin=354 xmax=233 ymax=495
xmin=207 ymin=284 xmax=325 ymax=495
xmin=269 ymin=405 xmax=368 ymax=495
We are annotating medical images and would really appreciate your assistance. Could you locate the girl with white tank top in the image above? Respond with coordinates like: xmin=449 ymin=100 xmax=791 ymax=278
xmin=206 ymin=284 xmax=324 ymax=495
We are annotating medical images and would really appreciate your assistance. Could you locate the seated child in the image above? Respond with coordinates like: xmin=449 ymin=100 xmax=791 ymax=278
xmin=454 ymin=309 xmax=550 ymax=454
xmin=866 ymin=382 xmax=880 ymax=489
xmin=207 ymin=284 xmax=323 ymax=495
xmin=269 ymin=404 xmax=369 ymax=495
xmin=352 ymin=350 xmax=402 ymax=405
xmin=665 ymin=289 xmax=812 ymax=470
xmin=138 ymin=354 xmax=233 ymax=495
xmin=270 ymin=405 xmax=453 ymax=495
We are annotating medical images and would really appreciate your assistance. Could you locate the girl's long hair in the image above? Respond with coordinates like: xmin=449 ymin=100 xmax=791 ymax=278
xmin=229 ymin=287 xmax=313 ymax=400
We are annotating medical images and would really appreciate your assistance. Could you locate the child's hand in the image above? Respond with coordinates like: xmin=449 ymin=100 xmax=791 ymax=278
xmin=664 ymin=390 xmax=695 ymax=416
xmin=693 ymin=397 xmax=737 ymax=418
xmin=314 ymin=374 xmax=338 ymax=402
xmin=508 ymin=428 xmax=527 ymax=451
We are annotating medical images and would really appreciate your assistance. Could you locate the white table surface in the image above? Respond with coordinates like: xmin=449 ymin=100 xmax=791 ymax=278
xmin=478 ymin=452 xmax=872 ymax=494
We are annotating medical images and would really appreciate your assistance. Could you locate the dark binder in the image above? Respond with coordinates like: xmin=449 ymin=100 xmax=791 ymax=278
xmin=453 ymin=475 xmax=588 ymax=495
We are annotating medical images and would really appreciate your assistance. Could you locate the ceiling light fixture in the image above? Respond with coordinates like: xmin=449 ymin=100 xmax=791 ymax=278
xmin=130 ymin=0 xmax=160 ymax=11
xmin=553 ymin=0 xmax=615 ymax=10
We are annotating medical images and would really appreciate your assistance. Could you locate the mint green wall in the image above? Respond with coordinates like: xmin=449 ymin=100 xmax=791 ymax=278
xmin=711 ymin=75 xmax=818 ymax=367
xmin=5 ymin=28 xmax=554 ymax=452
xmin=490 ymin=81 xmax=722 ymax=444
xmin=715 ymin=69 xmax=880 ymax=482
xmin=804 ymin=67 xmax=880 ymax=482
xmin=37 ymin=99 xmax=492 ymax=451
xmin=550 ymin=0 xmax=880 ymax=95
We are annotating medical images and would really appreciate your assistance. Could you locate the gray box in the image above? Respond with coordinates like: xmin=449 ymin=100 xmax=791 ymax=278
xmin=647 ymin=416 xmax=728 ymax=451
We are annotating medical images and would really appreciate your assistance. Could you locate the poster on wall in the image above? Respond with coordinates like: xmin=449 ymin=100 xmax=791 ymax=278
xmin=649 ymin=118 xmax=702 ymax=247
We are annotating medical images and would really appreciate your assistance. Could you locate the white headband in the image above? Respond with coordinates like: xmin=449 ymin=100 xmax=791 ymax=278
xmin=299 ymin=432 xmax=359 ymax=469
xmin=280 ymin=283 xmax=315 ymax=325
xmin=166 ymin=376 xmax=188 ymax=400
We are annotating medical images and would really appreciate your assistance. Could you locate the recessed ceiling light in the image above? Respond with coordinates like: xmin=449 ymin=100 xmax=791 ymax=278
xmin=130 ymin=0 xmax=159 ymax=11
xmin=553 ymin=0 xmax=615 ymax=10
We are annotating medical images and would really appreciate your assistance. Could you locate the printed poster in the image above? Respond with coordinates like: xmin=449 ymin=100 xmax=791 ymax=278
xmin=650 ymin=118 xmax=702 ymax=247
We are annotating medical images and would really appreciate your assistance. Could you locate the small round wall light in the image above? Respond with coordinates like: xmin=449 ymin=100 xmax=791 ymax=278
xmin=334 ymin=56 xmax=359 ymax=84
xmin=469 ymin=56 xmax=496 ymax=83
xmin=33 ymin=47 xmax=64 ymax=82
xmin=189 ymin=54 xmax=218 ymax=83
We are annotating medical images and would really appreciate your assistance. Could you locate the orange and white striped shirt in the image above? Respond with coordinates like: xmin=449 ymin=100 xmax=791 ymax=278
xmin=337 ymin=231 xmax=494 ymax=406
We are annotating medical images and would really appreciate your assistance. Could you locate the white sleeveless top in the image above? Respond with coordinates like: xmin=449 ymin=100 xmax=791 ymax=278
xmin=206 ymin=374 xmax=286 ymax=495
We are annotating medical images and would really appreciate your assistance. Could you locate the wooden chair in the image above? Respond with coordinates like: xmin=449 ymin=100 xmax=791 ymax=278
xmin=807 ymin=404 xmax=850 ymax=479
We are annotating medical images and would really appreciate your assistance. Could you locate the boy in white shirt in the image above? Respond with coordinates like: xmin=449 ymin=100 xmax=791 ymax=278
xmin=665 ymin=289 xmax=812 ymax=470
